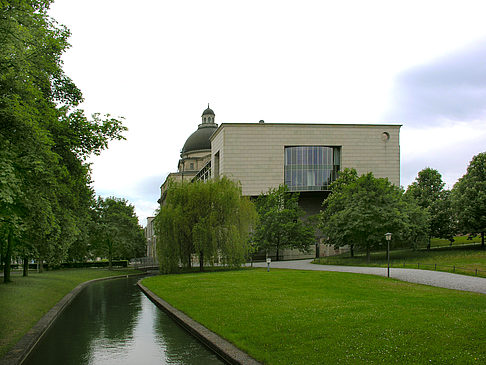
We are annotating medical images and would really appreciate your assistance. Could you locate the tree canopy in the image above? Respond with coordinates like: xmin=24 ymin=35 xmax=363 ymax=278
xmin=406 ymin=167 xmax=455 ymax=244
xmin=452 ymin=152 xmax=486 ymax=248
xmin=320 ymin=170 xmax=428 ymax=260
xmin=0 ymin=1 xmax=127 ymax=282
xmin=91 ymin=197 xmax=146 ymax=269
xmin=253 ymin=185 xmax=315 ymax=261
xmin=155 ymin=177 xmax=257 ymax=273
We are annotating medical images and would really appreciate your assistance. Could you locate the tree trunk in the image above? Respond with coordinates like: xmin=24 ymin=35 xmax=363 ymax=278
xmin=38 ymin=256 xmax=44 ymax=273
xmin=108 ymin=243 xmax=113 ymax=270
xmin=199 ymin=251 xmax=204 ymax=272
xmin=0 ymin=235 xmax=4 ymax=271
xmin=350 ymin=244 xmax=354 ymax=258
xmin=23 ymin=256 xmax=29 ymax=277
xmin=187 ymin=254 xmax=192 ymax=269
xmin=366 ymin=245 xmax=370 ymax=263
xmin=482 ymin=231 xmax=484 ymax=249
xmin=427 ymin=237 xmax=431 ymax=251
xmin=3 ymin=228 xmax=13 ymax=283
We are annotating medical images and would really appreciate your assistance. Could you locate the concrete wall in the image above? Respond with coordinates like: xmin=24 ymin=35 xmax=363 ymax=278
xmin=210 ymin=123 xmax=400 ymax=196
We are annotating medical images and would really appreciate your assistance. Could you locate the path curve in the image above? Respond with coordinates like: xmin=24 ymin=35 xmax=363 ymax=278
xmin=251 ymin=259 xmax=486 ymax=295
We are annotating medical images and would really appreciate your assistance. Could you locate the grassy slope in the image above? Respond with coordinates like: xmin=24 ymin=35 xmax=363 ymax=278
xmin=142 ymin=269 xmax=486 ymax=364
xmin=314 ymin=246 xmax=486 ymax=277
xmin=0 ymin=268 xmax=140 ymax=358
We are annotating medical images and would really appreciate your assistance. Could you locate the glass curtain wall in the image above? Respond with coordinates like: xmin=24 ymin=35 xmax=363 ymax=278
xmin=284 ymin=146 xmax=341 ymax=191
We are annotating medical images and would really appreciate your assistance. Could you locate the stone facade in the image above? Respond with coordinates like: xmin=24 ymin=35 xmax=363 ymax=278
xmin=145 ymin=217 xmax=156 ymax=259
xmin=210 ymin=123 xmax=400 ymax=196
xmin=159 ymin=106 xmax=401 ymax=260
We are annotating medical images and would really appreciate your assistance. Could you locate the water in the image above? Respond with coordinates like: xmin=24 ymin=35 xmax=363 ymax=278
xmin=23 ymin=276 xmax=224 ymax=365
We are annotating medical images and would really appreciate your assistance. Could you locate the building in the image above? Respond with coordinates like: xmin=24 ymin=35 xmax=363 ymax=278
xmin=144 ymin=216 xmax=157 ymax=259
xmin=159 ymin=105 xmax=217 ymax=204
xmin=159 ymin=105 xmax=401 ymax=259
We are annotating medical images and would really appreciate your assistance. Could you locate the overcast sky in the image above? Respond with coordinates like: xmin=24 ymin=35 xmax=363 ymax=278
xmin=49 ymin=0 xmax=486 ymax=225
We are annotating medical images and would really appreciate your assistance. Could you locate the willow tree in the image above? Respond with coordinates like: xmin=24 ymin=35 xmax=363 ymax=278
xmin=155 ymin=177 xmax=257 ymax=273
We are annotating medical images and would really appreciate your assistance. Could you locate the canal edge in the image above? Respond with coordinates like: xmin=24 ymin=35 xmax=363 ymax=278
xmin=0 ymin=273 xmax=145 ymax=365
xmin=137 ymin=280 xmax=262 ymax=365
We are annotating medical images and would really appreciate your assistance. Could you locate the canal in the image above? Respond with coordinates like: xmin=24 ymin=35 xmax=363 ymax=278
xmin=23 ymin=276 xmax=224 ymax=365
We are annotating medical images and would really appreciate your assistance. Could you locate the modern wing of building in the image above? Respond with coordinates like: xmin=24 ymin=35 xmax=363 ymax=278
xmin=159 ymin=105 xmax=401 ymax=259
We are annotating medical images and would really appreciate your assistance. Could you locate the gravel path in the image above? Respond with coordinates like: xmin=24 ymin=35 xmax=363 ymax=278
xmin=251 ymin=259 xmax=486 ymax=295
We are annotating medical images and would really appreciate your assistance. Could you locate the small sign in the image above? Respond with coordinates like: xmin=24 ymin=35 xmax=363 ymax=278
xmin=266 ymin=258 xmax=271 ymax=264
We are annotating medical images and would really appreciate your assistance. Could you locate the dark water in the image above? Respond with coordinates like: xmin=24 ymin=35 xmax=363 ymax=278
xmin=23 ymin=276 xmax=224 ymax=365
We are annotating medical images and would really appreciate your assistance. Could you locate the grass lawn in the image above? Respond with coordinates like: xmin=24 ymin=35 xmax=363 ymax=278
xmin=0 ymin=268 xmax=140 ymax=358
xmin=314 ymin=245 xmax=486 ymax=277
xmin=142 ymin=269 xmax=486 ymax=364
xmin=430 ymin=235 xmax=483 ymax=247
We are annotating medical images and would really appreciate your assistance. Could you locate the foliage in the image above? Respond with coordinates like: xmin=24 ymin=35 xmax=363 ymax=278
xmin=253 ymin=185 xmax=315 ymax=260
xmin=452 ymin=152 xmax=486 ymax=247
xmin=142 ymin=270 xmax=486 ymax=364
xmin=155 ymin=177 xmax=257 ymax=273
xmin=320 ymin=170 xmax=429 ymax=260
xmin=406 ymin=167 xmax=455 ymax=242
xmin=91 ymin=197 xmax=145 ymax=269
xmin=0 ymin=0 xmax=127 ymax=280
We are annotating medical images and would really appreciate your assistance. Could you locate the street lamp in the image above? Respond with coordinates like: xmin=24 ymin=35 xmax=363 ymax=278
xmin=385 ymin=233 xmax=392 ymax=278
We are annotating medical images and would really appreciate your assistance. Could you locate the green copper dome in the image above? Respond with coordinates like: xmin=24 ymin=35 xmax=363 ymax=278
xmin=181 ymin=124 xmax=218 ymax=155
xmin=181 ymin=105 xmax=218 ymax=156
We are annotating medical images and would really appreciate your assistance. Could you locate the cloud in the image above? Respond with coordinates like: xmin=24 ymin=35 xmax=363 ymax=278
xmin=400 ymin=121 xmax=486 ymax=189
xmin=386 ymin=39 xmax=486 ymax=125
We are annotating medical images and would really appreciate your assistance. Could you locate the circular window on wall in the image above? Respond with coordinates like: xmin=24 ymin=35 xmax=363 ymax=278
xmin=381 ymin=132 xmax=390 ymax=142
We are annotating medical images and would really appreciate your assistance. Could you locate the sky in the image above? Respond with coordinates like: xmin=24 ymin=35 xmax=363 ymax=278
xmin=49 ymin=0 xmax=486 ymax=226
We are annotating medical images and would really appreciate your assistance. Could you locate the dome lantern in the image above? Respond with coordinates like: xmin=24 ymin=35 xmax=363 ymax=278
xmin=201 ymin=103 xmax=215 ymax=125
xmin=180 ymin=104 xmax=218 ymax=156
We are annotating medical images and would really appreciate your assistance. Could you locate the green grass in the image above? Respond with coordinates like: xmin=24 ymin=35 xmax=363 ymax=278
xmin=314 ymin=245 xmax=486 ymax=277
xmin=0 ymin=268 xmax=140 ymax=358
xmin=142 ymin=269 xmax=486 ymax=364
xmin=430 ymin=235 xmax=483 ymax=247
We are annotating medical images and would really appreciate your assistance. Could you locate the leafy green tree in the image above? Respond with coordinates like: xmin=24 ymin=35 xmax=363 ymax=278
xmin=92 ymin=197 xmax=145 ymax=269
xmin=452 ymin=152 xmax=486 ymax=248
xmin=321 ymin=171 xmax=428 ymax=261
xmin=253 ymin=185 xmax=315 ymax=261
xmin=0 ymin=1 xmax=126 ymax=280
xmin=155 ymin=177 xmax=257 ymax=273
xmin=406 ymin=168 xmax=455 ymax=247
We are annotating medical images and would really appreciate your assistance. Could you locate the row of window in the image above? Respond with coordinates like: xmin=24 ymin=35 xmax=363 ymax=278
xmin=284 ymin=146 xmax=341 ymax=191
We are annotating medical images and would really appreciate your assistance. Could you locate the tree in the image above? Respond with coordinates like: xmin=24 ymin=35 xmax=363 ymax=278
xmin=320 ymin=171 xmax=428 ymax=261
xmin=92 ymin=197 xmax=145 ymax=269
xmin=253 ymin=185 xmax=315 ymax=261
xmin=155 ymin=177 xmax=257 ymax=273
xmin=452 ymin=152 xmax=486 ymax=248
xmin=406 ymin=168 xmax=455 ymax=248
xmin=0 ymin=1 xmax=126 ymax=280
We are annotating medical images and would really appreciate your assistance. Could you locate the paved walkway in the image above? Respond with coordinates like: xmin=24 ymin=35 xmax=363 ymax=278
xmin=251 ymin=259 xmax=486 ymax=295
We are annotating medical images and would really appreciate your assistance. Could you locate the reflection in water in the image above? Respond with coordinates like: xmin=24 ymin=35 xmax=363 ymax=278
xmin=24 ymin=277 xmax=223 ymax=365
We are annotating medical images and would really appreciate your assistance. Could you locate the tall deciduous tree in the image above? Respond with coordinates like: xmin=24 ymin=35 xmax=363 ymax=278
xmin=320 ymin=171 xmax=428 ymax=261
xmin=253 ymin=185 xmax=315 ymax=261
xmin=92 ymin=197 xmax=145 ymax=269
xmin=0 ymin=1 xmax=126 ymax=281
xmin=406 ymin=167 xmax=455 ymax=247
xmin=155 ymin=177 xmax=257 ymax=273
xmin=452 ymin=152 xmax=486 ymax=248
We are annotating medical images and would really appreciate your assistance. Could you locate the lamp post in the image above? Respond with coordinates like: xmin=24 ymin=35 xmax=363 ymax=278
xmin=385 ymin=233 xmax=392 ymax=278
